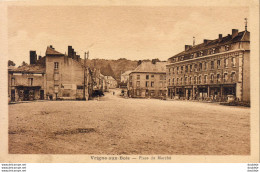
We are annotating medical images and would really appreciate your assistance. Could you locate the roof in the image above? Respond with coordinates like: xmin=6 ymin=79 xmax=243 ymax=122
xmin=121 ymin=70 xmax=132 ymax=76
xmin=169 ymin=30 xmax=250 ymax=59
xmin=131 ymin=61 xmax=167 ymax=73
xmin=9 ymin=64 xmax=45 ymax=73
xmin=46 ymin=46 xmax=64 ymax=56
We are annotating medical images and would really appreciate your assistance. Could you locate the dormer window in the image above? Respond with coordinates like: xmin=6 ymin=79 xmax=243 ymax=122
xmin=191 ymin=54 xmax=194 ymax=58
xmin=225 ymin=45 xmax=230 ymax=51
xmin=200 ymin=51 xmax=203 ymax=57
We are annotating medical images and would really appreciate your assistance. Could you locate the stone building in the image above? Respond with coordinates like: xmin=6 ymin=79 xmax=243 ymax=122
xmin=103 ymin=76 xmax=118 ymax=89
xmin=166 ymin=28 xmax=250 ymax=102
xmin=128 ymin=61 xmax=167 ymax=99
xmin=45 ymin=45 xmax=90 ymax=100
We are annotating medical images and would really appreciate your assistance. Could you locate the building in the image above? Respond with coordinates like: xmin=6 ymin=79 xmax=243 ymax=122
xmin=8 ymin=65 xmax=45 ymax=101
xmin=8 ymin=45 xmax=96 ymax=102
xmin=166 ymin=28 xmax=250 ymax=103
xmin=128 ymin=61 xmax=167 ymax=99
xmin=45 ymin=45 xmax=90 ymax=100
xmin=104 ymin=76 xmax=118 ymax=89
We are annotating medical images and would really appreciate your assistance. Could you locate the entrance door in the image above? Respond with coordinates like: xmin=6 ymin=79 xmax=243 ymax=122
xmin=40 ymin=90 xmax=44 ymax=100
xmin=11 ymin=89 xmax=15 ymax=101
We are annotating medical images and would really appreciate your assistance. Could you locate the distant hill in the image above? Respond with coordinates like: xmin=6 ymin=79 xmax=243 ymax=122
xmin=83 ymin=58 xmax=139 ymax=81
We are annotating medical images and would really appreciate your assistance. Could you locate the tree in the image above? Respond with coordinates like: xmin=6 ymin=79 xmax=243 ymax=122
xmin=8 ymin=60 xmax=16 ymax=66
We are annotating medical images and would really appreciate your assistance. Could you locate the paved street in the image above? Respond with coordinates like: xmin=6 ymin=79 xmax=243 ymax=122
xmin=9 ymin=89 xmax=250 ymax=155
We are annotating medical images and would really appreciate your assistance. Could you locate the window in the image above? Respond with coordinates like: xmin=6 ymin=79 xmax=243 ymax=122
xmin=137 ymin=75 xmax=140 ymax=80
xmin=168 ymin=68 xmax=171 ymax=75
xmin=211 ymin=61 xmax=214 ymax=69
xmin=212 ymin=48 xmax=216 ymax=54
xmin=136 ymin=81 xmax=140 ymax=87
xmin=185 ymin=77 xmax=187 ymax=84
xmin=199 ymin=63 xmax=202 ymax=71
xmin=181 ymin=66 xmax=183 ymax=74
xmin=177 ymin=78 xmax=179 ymax=85
xmin=204 ymin=62 xmax=207 ymax=71
xmin=177 ymin=67 xmax=179 ymax=74
xmin=180 ymin=78 xmax=183 ymax=85
xmin=231 ymin=57 xmax=236 ymax=67
xmin=190 ymin=64 xmax=192 ymax=72
xmin=217 ymin=74 xmax=221 ymax=83
xmin=200 ymin=51 xmax=204 ymax=56
xmin=54 ymin=62 xmax=59 ymax=70
xmin=194 ymin=76 xmax=197 ymax=84
xmin=11 ymin=78 xmax=15 ymax=85
xmin=194 ymin=64 xmax=198 ymax=72
xmin=28 ymin=78 xmax=33 ymax=86
xmin=217 ymin=60 xmax=221 ymax=69
xmin=231 ymin=72 xmax=236 ymax=82
xmin=145 ymin=81 xmax=149 ymax=87
xmin=210 ymin=74 xmax=214 ymax=83
xmin=172 ymin=67 xmax=175 ymax=74
xmin=136 ymin=90 xmax=140 ymax=96
xmin=168 ymin=79 xmax=170 ymax=86
xmin=151 ymin=75 xmax=154 ymax=78
xmin=189 ymin=77 xmax=192 ymax=84
xmin=224 ymin=58 xmax=228 ymax=68
xmin=160 ymin=75 xmax=164 ymax=80
xmin=198 ymin=76 xmax=201 ymax=84
xmin=151 ymin=81 xmax=154 ymax=87
xmin=225 ymin=45 xmax=230 ymax=51
xmin=146 ymin=75 xmax=149 ymax=80
xmin=224 ymin=73 xmax=228 ymax=82
xmin=172 ymin=78 xmax=175 ymax=85
xmin=185 ymin=66 xmax=188 ymax=72
xmin=191 ymin=54 xmax=194 ymax=58
xmin=204 ymin=75 xmax=207 ymax=84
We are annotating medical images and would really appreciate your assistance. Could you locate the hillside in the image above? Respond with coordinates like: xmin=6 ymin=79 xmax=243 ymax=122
xmin=83 ymin=58 xmax=139 ymax=81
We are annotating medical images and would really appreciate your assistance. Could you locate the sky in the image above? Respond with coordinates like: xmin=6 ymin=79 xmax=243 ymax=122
xmin=8 ymin=6 xmax=249 ymax=66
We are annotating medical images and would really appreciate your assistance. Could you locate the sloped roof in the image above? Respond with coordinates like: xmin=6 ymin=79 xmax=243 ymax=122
xmin=169 ymin=30 xmax=250 ymax=59
xmin=121 ymin=70 xmax=132 ymax=76
xmin=9 ymin=64 xmax=45 ymax=73
xmin=132 ymin=61 xmax=167 ymax=73
xmin=46 ymin=46 xmax=64 ymax=56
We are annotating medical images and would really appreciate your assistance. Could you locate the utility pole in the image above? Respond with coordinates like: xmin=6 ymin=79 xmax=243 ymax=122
xmin=83 ymin=52 xmax=87 ymax=100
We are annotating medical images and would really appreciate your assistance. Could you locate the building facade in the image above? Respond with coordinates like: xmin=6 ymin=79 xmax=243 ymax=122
xmin=128 ymin=61 xmax=167 ymax=99
xmin=166 ymin=29 xmax=250 ymax=102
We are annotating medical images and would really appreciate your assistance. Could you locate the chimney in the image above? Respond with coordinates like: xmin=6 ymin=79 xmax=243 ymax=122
xmin=30 ymin=51 xmax=37 ymax=65
xmin=232 ymin=29 xmax=239 ymax=38
xmin=219 ymin=34 xmax=222 ymax=40
xmin=204 ymin=39 xmax=209 ymax=44
xmin=185 ymin=45 xmax=192 ymax=51
xmin=68 ymin=46 xmax=73 ymax=57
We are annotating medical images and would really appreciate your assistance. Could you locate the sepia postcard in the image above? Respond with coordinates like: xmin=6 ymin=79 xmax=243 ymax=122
xmin=0 ymin=0 xmax=259 ymax=163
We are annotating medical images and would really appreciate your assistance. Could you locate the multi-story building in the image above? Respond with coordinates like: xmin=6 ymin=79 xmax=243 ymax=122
xmin=8 ymin=45 xmax=98 ymax=101
xmin=166 ymin=28 xmax=250 ymax=103
xmin=104 ymin=76 xmax=118 ymax=89
xmin=128 ymin=61 xmax=167 ymax=98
